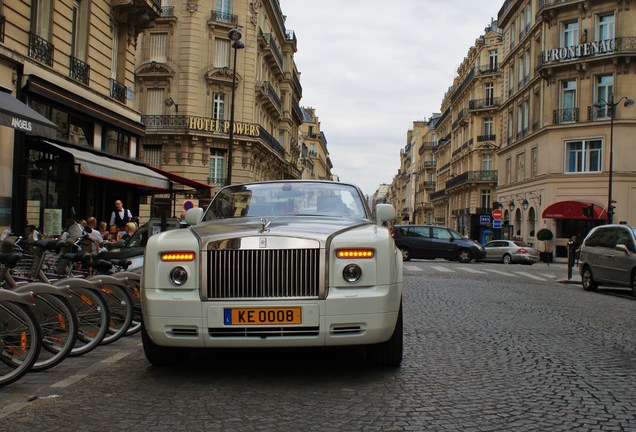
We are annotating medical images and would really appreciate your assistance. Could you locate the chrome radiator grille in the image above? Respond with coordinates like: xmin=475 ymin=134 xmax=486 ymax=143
xmin=206 ymin=249 xmax=320 ymax=299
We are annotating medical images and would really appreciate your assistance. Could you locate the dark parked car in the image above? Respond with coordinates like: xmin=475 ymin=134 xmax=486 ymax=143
xmin=579 ymin=224 xmax=636 ymax=296
xmin=391 ymin=224 xmax=485 ymax=263
xmin=481 ymin=240 xmax=540 ymax=264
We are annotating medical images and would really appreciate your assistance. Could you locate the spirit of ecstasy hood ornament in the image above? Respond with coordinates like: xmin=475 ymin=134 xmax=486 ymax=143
xmin=259 ymin=217 xmax=271 ymax=233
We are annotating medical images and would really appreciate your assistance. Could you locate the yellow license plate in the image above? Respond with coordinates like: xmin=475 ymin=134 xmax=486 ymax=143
xmin=224 ymin=307 xmax=302 ymax=325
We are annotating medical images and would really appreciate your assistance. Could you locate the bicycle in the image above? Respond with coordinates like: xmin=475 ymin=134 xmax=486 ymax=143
xmin=0 ymin=250 xmax=78 ymax=372
xmin=0 ymin=288 xmax=41 ymax=386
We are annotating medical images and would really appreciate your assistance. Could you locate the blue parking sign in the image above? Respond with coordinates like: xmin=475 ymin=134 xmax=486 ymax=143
xmin=492 ymin=219 xmax=502 ymax=229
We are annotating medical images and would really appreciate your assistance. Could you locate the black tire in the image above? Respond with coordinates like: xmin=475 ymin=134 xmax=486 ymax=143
xmin=502 ymin=254 xmax=512 ymax=265
xmin=399 ymin=247 xmax=411 ymax=262
xmin=581 ymin=266 xmax=598 ymax=291
xmin=30 ymin=294 xmax=78 ymax=372
xmin=141 ymin=321 xmax=187 ymax=366
xmin=631 ymin=271 xmax=636 ymax=297
xmin=68 ymin=288 xmax=110 ymax=357
xmin=457 ymin=249 xmax=473 ymax=264
xmin=100 ymin=283 xmax=133 ymax=345
xmin=367 ymin=303 xmax=403 ymax=367
xmin=0 ymin=301 xmax=41 ymax=387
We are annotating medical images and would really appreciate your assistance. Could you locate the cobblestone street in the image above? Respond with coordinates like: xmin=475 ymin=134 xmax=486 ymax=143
xmin=2 ymin=271 xmax=635 ymax=431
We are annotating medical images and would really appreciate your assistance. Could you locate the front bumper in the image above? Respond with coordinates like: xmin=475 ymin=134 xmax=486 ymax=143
xmin=142 ymin=283 xmax=401 ymax=349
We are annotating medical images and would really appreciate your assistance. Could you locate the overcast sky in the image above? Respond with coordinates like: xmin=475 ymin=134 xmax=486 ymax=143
xmin=280 ymin=0 xmax=504 ymax=196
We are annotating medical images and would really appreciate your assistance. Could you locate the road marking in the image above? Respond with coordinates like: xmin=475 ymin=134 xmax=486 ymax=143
xmin=514 ymin=271 xmax=547 ymax=281
xmin=51 ymin=373 xmax=89 ymax=388
xmin=404 ymin=264 xmax=422 ymax=272
xmin=484 ymin=268 xmax=518 ymax=277
xmin=539 ymin=273 xmax=557 ymax=279
xmin=431 ymin=266 xmax=454 ymax=273
xmin=457 ymin=267 xmax=487 ymax=274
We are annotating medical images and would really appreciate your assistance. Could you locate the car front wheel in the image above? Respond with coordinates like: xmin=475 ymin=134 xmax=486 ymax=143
xmin=457 ymin=249 xmax=473 ymax=264
xmin=141 ymin=322 xmax=189 ymax=366
xmin=367 ymin=303 xmax=403 ymax=367
xmin=502 ymin=254 xmax=512 ymax=265
xmin=581 ymin=266 xmax=598 ymax=291
xmin=399 ymin=247 xmax=411 ymax=261
xmin=631 ymin=271 xmax=636 ymax=297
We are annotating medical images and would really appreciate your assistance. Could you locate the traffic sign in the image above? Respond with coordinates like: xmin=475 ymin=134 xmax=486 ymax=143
xmin=492 ymin=219 xmax=502 ymax=229
xmin=492 ymin=209 xmax=503 ymax=220
xmin=480 ymin=215 xmax=490 ymax=225
xmin=183 ymin=200 xmax=194 ymax=211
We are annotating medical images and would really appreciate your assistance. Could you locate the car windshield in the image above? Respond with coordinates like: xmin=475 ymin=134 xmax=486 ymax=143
xmin=202 ymin=181 xmax=368 ymax=221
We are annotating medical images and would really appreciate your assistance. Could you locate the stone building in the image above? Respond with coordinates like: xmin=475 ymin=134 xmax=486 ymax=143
xmin=299 ymin=107 xmax=332 ymax=181
xmin=0 ymin=0 xmax=176 ymax=234
xmin=497 ymin=0 xmax=636 ymax=258
xmin=134 ymin=0 xmax=304 ymax=209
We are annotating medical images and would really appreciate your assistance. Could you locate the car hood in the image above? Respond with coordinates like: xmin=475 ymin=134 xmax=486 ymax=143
xmin=191 ymin=216 xmax=374 ymax=245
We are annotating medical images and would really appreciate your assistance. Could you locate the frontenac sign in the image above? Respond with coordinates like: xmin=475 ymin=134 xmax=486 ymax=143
xmin=541 ymin=39 xmax=615 ymax=64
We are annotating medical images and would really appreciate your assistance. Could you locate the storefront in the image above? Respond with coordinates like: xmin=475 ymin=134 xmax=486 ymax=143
xmin=8 ymin=76 xmax=210 ymax=236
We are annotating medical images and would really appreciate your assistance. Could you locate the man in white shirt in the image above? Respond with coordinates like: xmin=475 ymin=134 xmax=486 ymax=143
xmin=109 ymin=200 xmax=133 ymax=235
xmin=85 ymin=216 xmax=106 ymax=253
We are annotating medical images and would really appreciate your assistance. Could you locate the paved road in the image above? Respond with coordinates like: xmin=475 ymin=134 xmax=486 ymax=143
xmin=2 ymin=268 xmax=635 ymax=431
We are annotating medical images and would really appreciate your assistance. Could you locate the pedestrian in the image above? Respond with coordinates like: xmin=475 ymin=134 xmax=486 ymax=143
xmin=109 ymin=200 xmax=133 ymax=236
xmin=567 ymin=235 xmax=580 ymax=280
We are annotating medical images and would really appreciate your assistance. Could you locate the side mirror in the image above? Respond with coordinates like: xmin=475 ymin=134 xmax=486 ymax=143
xmin=615 ymin=244 xmax=630 ymax=255
xmin=185 ymin=208 xmax=204 ymax=226
xmin=375 ymin=203 xmax=396 ymax=225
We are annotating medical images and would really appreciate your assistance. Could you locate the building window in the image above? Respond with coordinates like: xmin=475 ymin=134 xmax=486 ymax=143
xmin=103 ymin=129 xmax=131 ymax=158
xmin=531 ymin=147 xmax=538 ymax=177
xmin=481 ymin=189 xmax=491 ymax=209
xmin=146 ymin=88 xmax=165 ymax=115
xmin=483 ymin=117 xmax=493 ymax=136
xmin=217 ymin=0 xmax=232 ymax=14
xmin=213 ymin=92 xmax=225 ymax=120
xmin=485 ymin=83 xmax=494 ymax=105
xmin=565 ymin=140 xmax=602 ymax=173
xmin=510 ymin=22 xmax=516 ymax=49
xmin=482 ymin=154 xmax=493 ymax=171
xmin=562 ymin=20 xmax=578 ymax=48
xmin=508 ymin=63 xmax=514 ymax=96
xmin=516 ymin=153 xmax=525 ymax=182
xmin=143 ymin=145 xmax=162 ymax=168
xmin=595 ymin=75 xmax=613 ymax=118
xmin=522 ymin=100 xmax=529 ymax=135
xmin=559 ymin=80 xmax=577 ymax=123
xmin=505 ymin=158 xmax=511 ymax=184
xmin=489 ymin=49 xmax=498 ymax=70
xmin=71 ymin=1 xmax=88 ymax=61
xmin=597 ymin=14 xmax=614 ymax=42
xmin=507 ymin=110 xmax=513 ymax=143
xmin=209 ymin=149 xmax=225 ymax=185
xmin=525 ymin=3 xmax=532 ymax=31
xmin=214 ymin=39 xmax=230 ymax=68
xmin=149 ymin=32 xmax=167 ymax=63
xmin=516 ymin=103 xmax=523 ymax=136
xmin=523 ymin=48 xmax=530 ymax=82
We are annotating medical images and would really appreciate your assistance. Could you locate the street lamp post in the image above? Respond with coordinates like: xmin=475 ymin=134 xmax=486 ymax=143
xmin=593 ymin=95 xmax=634 ymax=224
xmin=226 ymin=28 xmax=245 ymax=186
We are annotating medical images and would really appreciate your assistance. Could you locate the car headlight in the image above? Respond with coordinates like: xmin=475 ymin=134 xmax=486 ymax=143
xmin=342 ymin=264 xmax=362 ymax=283
xmin=169 ymin=266 xmax=189 ymax=286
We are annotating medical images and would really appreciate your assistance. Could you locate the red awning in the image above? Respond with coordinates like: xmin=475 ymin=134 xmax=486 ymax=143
xmin=542 ymin=200 xmax=607 ymax=220
xmin=146 ymin=166 xmax=212 ymax=191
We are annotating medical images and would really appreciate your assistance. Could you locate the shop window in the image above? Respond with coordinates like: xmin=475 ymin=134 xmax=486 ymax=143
xmin=103 ymin=129 xmax=131 ymax=158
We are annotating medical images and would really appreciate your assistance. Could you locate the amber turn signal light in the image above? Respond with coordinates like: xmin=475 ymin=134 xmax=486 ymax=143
xmin=161 ymin=252 xmax=196 ymax=262
xmin=335 ymin=249 xmax=375 ymax=259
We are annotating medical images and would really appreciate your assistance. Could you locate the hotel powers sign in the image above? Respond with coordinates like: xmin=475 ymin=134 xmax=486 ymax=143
xmin=541 ymin=38 xmax=615 ymax=64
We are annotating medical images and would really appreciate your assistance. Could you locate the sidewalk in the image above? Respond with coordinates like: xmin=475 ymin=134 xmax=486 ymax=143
xmin=550 ymin=259 xmax=582 ymax=285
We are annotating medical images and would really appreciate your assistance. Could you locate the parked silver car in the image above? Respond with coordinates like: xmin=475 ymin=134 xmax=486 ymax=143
xmin=579 ymin=224 xmax=636 ymax=296
xmin=481 ymin=240 xmax=540 ymax=264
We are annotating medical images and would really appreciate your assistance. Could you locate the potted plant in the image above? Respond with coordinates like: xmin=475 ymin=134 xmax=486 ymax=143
xmin=536 ymin=228 xmax=554 ymax=263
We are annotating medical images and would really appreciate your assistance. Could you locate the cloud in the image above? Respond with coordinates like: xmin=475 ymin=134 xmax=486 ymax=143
xmin=281 ymin=0 xmax=503 ymax=195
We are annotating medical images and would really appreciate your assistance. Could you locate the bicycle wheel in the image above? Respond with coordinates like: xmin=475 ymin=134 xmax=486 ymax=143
xmin=68 ymin=287 xmax=110 ymax=356
xmin=30 ymin=293 xmax=78 ymax=371
xmin=0 ymin=301 xmax=42 ymax=386
xmin=124 ymin=282 xmax=142 ymax=336
xmin=99 ymin=283 xmax=133 ymax=345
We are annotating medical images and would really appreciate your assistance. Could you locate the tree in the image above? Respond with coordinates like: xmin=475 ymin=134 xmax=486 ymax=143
xmin=536 ymin=228 xmax=553 ymax=252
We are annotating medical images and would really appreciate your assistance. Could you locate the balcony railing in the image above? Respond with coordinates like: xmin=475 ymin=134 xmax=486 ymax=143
xmin=452 ymin=108 xmax=468 ymax=130
xmin=258 ymin=29 xmax=284 ymax=71
xmin=210 ymin=10 xmax=238 ymax=25
xmin=423 ymin=181 xmax=436 ymax=190
xmin=446 ymin=170 xmax=498 ymax=189
xmin=418 ymin=142 xmax=435 ymax=154
xmin=0 ymin=14 xmax=5 ymax=43
xmin=69 ymin=56 xmax=90 ymax=85
xmin=257 ymin=81 xmax=282 ymax=112
xmin=161 ymin=6 xmax=175 ymax=16
xmin=477 ymin=134 xmax=496 ymax=142
xmin=29 ymin=32 xmax=54 ymax=66
xmin=430 ymin=189 xmax=446 ymax=201
xmin=259 ymin=127 xmax=285 ymax=157
xmin=423 ymin=160 xmax=436 ymax=169
xmin=553 ymin=108 xmax=579 ymax=124
xmin=587 ymin=105 xmax=611 ymax=121
xmin=110 ymin=78 xmax=127 ymax=103
xmin=208 ymin=177 xmax=227 ymax=187
xmin=469 ymin=97 xmax=501 ymax=110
